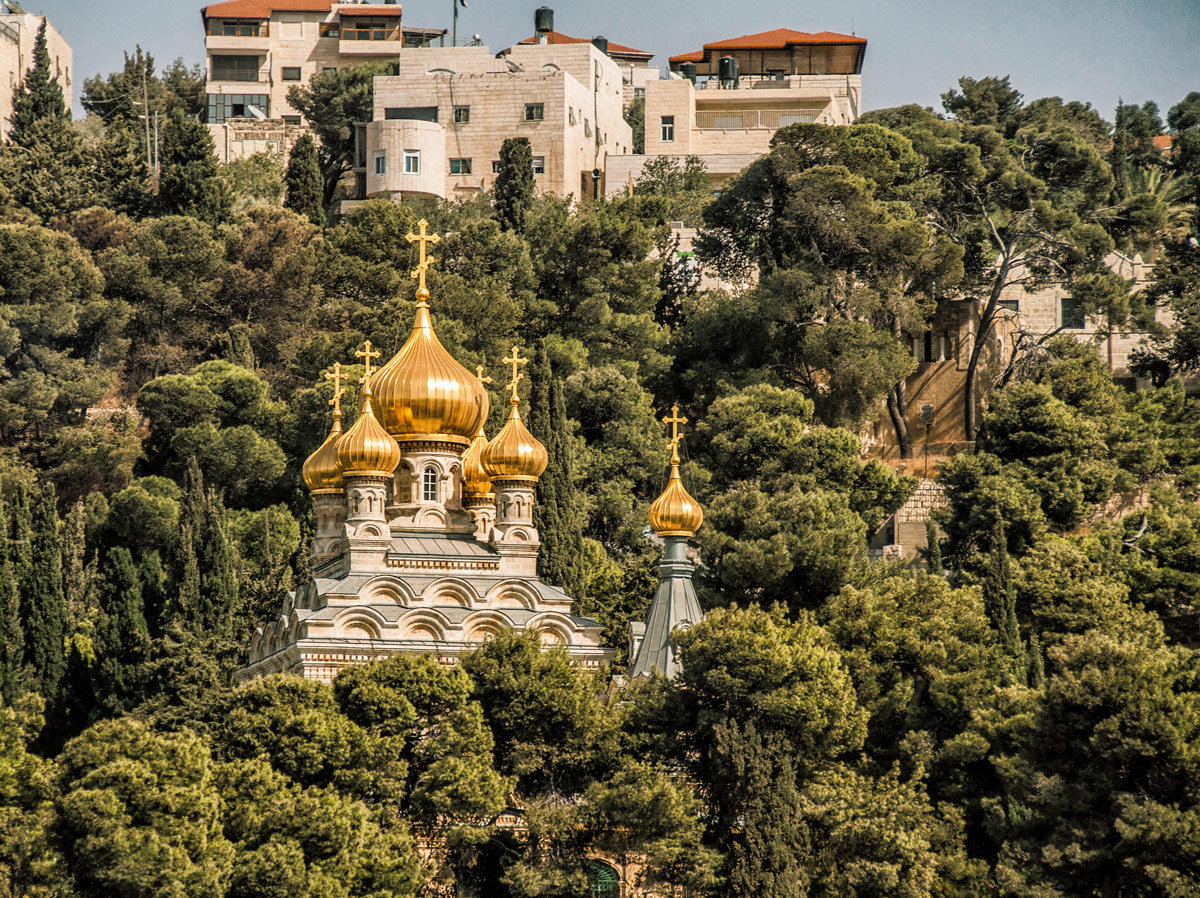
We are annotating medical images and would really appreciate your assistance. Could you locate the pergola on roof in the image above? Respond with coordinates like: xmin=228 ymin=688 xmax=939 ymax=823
xmin=670 ymin=27 xmax=866 ymax=65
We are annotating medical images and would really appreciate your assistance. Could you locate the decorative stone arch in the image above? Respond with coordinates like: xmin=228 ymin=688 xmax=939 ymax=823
xmin=394 ymin=457 xmax=417 ymax=504
xmin=413 ymin=504 xmax=451 ymax=528
xmin=463 ymin=609 xmax=513 ymax=642
xmin=502 ymin=525 xmax=536 ymax=543
xmin=362 ymin=576 xmax=415 ymax=606
xmin=422 ymin=577 xmax=478 ymax=608
xmin=354 ymin=520 xmax=388 ymax=538
xmin=585 ymin=859 xmax=620 ymax=898
xmin=333 ymin=606 xmax=387 ymax=639
xmin=400 ymin=608 xmax=451 ymax=641
xmin=448 ymin=462 xmax=463 ymax=507
xmin=485 ymin=579 xmax=540 ymax=610
xmin=526 ymin=612 xmax=576 ymax=647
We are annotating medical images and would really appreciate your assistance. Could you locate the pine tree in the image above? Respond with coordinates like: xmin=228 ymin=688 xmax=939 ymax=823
xmin=95 ymin=547 xmax=149 ymax=714
xmin=8 ymin=20 xmax=68 ymax=146
xmin=493 ymin=137 xmax=534 ymax=233
xmin=22 ymin=483 xmax=67 ymax=696
xmin=283 ymin=133 xmax=325 ymax=226
xmin=96 ymin=122 xmax=154 ymax=218
xmin=982 ymin=516 xmax=1021 ymax=664
xmin=0 ymin=500 xmax=23 ymax=704
xmin=528 ymin=346 xmax=584 ymax=598
xmin=157 ymin=110 xmax=230 ymax=222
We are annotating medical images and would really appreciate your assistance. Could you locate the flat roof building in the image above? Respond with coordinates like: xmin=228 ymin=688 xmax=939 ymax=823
xmin=0 ymin=2 xmax=72 ymax=141
xmin=352 ymin=14 xmax=633 ymax=204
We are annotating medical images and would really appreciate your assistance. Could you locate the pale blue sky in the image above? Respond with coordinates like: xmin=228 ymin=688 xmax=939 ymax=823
xmin=31 ymin=0 xmax=1200 ymax=122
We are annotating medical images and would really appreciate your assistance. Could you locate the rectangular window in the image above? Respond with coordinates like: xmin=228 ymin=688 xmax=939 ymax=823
xmin=341 ymin=20 xmax=394 ymax=41
xmin=634 ymin=87 xmax=645 ymax=100
xmin=373 ymin=151 xmax=387 ymax=175
xmin=661 ymin=115 xmax=675 ymax=141
xmin=322 ymin=66 xmax=336 ymax=74
xmin=532 ymin=156 xmax=545 ymax=175
xmin=404 ymin=150 xmax=420 ymax=174
xmin=281 ymin=114 xmax=301 ymax=125
xmin=218 ymin=20 xmax=261 ymax=37
xmin=492 ymin=160 xmax=502 ymax=174
xmin=319 ymin=22 xmax=340 ymax=38
xmin=997 ymin=299 xmax=1020 ymax=314
xmin=524 ymin=103 xmax=544 ymax=122
xmin=384 ymin=106 xmax=438 ymax=122
xmin=211 ymin=55 xmax=260 ymax=82
xmin=1060 ymin=296 xmax=1086 ymax=329
xmin=453 ymin=105 xmax=470 ymax=123
xmin=281 ymin=66 xmax=301 ymax=81
xmin=449 ymin=158 xmax=472 ymax=175
xmin=205 ymin=93 xmax=269 ymax=123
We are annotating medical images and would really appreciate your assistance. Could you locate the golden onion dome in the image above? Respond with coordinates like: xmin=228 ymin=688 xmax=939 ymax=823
xmin=461 ymin=426 xmax=494 ymax=498
xmin=649 ymin=405 xmax=703 ymax=537
xmin=370 ymin=221 xmax=488 ymax=447
xmin=302 ymin=414 xmax=344 ymax=493
xmin=335 ymin=361 xmax=402 ymax=477
xmin=482 ymin=395 xmax=548 ymax=483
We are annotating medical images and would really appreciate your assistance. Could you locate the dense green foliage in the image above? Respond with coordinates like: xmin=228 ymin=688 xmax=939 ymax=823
xmin=3 ymin=48 xmax=1200 ymax=897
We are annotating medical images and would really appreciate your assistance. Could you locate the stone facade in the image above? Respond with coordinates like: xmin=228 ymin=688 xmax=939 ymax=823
xmin=208 ymin=116 xmax=308 ymax=162
xmin=0 ymin=6 xmax=71 ymax=142
xmin=357 ymin=40 xmax=632 ymax=201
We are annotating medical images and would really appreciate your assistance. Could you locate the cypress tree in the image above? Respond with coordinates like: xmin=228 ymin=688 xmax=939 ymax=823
xmin=198 ymin=490 xmax=239 ymax=637
xmin=157 ymin=110 xmax=231 ymax=222
xmin=22 ymin=483 xmax=67 ymax=696
xmin=53 ymin=640 xmax=97 ymax=745
xmin=923 ymin=519 xmax=943 ymax=576
xmin=493 ymin=137 xmax=534 ymax=233
xmin=982 ymin=516 xmax=1021 ymax=663
xmin=283 ymin=134 xmax=325 ymax=226
xmin=528 ymin=346 xmax=584 ymax=598
xmin=1111 ymin=99 xmax=1130 ymax=201
xmin=0 ymin=500 xmax=23 ymax=704
xmin=61 ymin=498 xmax=91 ymax=627
xmin=139 ymin=551 xmax=168 ymax=637
xmin=9 ymin=484 xmax=32 ymax=588
xmin=1027 ymin=630 xmax=1045 ymax=688
xmin=95 ymin=547 xmax=149 ymax=713
xmin=8 ymin=20 xmax=68 ymax=146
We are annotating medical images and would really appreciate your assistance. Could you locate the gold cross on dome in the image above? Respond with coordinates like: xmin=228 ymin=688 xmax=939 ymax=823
xmin=405 ymin=218 xmax=441 ymax=296
xmin=324 ymin=362 xmax=346 ymax=416
xmin=503 ymin=346 xmax=528 ymax=402
xmin=475 ymin=364 xmax=493 ymax=386
xmin=663 ymin=404 xmax=688 ymax=455
xmin=355 ymin=340 xmax=380 ymax=382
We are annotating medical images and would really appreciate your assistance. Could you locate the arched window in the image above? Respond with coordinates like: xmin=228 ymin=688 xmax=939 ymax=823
xmin=588 ymin=861 xmax=619 ymax=897
xmin=422 ymin=466 xmax=439 ymax=503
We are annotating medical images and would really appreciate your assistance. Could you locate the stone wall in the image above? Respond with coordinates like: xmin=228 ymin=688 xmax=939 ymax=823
xmin=208 ymin=118 xmax=307 ymax=163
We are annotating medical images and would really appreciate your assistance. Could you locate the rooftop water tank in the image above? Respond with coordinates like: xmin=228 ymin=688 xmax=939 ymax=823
xmin=535 ymin=7 xmax=554 ymax=34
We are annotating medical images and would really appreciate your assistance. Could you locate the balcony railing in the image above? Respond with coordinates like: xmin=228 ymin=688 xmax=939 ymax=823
xmin=341 ymin=25 xmax=401 ymax=41
xmin=208 ymin=21 xmax=267 ymax=37
xmin=694 ymin=108 xmax=817 ymax=130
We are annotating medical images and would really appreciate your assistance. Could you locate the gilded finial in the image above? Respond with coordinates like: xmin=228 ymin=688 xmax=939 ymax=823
xmin=325 ymin=362 xmax=346 ymax=419
xmin=405 ymin=218 xmax=442 ymax=303
xmin=355 ymin=341 xmax=381 ymax=395
xmin=663 ymin=404 xmax=688 ymax=464
xmin=503 ymin=346 xmax=528 ymax=405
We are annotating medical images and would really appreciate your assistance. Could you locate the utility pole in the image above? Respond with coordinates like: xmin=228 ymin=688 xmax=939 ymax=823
xmin=153 ymin=110 xmax=159 ymax=173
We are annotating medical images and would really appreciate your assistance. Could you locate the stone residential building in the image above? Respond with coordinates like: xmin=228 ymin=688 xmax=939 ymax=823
xmin=351 ymin=16 xmax=633 ymax=203
xmin=200 ymin=0 xmax=443 ymax=156
xmin=606 ymin=27 xmax=866 ymax=195
xmin=0 ymin=1 xmax=71 ymax=141
xmin=513 ymin=16 xmax=656 ymax=107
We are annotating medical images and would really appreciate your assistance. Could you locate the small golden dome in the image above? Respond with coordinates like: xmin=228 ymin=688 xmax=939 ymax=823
xmin=461 ymin=426 xmax=494 ymax=498
xmin=481 ymin=400 xmax=548 ymax=482
xmin=649 ymin=404 xmax=702 ymax=537
xmin=370 ymin=221 xmax=488 ymax=446
xmin=302 ymin=415 xmax=344 ymax=493
xmin=336 ymin=347 xmax=402 ymax=477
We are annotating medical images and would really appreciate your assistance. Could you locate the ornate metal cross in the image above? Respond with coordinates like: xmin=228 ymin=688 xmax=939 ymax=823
xmin=405 ymin=218 xmax=441 ymax=296
xmin=503 ymin=346 xmax=528 ymax=402
xmin=325 ymin=362 xmax=345 ymax=416
xmin=663 ymin=404 xmax=688 ymax=454
xmin=355 ymin=340 xmax=380 ymax=383
xmin=475 ymin=364 xmax=494 ymax=386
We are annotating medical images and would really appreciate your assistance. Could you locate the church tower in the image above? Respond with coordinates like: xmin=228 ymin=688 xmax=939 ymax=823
xmin=629 ymin=405 xmax=704 ymax=680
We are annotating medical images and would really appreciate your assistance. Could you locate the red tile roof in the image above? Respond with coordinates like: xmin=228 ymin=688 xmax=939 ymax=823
xmin=202 ymin=0 xmax=333 ymax=17
xmin=340 ymin=5 xmax=402 ymax=14
xmin=670 ymin=27 xmax=866 ymax=63
xmin=517 ymin=30 xmax=653 ymax=61
xmin=1153 ymin=134 xmax=1174 ymax=154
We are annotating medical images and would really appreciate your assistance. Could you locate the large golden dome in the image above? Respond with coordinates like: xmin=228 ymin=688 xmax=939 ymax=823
xmin=302 ymin=412 xmax=344 ymax=493
xmin=648 ymin=405 xmax=703 ymax=537
xmin=336 ymin=347 xmax=402 ymax=477
xmin=369 ymin=221 xmax=488 ymax=447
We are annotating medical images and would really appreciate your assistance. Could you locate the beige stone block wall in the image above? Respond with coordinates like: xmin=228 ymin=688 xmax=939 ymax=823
xmin=366 ymin=119 xmax=445 ymax=197
xmin=644 ymin=77 xmax=695 ymax=155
